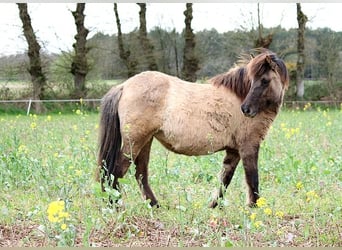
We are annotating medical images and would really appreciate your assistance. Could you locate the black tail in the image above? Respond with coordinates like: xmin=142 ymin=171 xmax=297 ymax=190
xmin=97 ymin=86 xmax=123 ymax=189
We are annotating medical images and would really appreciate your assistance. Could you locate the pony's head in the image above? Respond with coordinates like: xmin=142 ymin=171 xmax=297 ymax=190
xmin=241 ymin=51 xmax=289 ymax=118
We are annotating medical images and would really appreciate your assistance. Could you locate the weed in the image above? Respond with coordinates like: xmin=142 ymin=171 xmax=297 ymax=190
xmin=0 ymin=108 xmax=341 ymax=246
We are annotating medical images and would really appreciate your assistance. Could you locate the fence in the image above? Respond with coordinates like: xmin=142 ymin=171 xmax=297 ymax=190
xmin=0 ymin=98 xmax=102 ymax=115
xmin=0 ymin=98 xmax=341 ymax=115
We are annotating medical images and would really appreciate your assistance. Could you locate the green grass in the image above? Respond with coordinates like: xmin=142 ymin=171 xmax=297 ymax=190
xmin=0 ymin=106 xmax=341 ymax=247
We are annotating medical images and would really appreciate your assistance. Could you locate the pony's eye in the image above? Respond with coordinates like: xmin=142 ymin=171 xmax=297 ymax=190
xmin=261 ymin=78 xmax=270 ymax=86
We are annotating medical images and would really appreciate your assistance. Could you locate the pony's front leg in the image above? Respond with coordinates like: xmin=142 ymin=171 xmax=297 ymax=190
xmin=240 ymin=145 xmax=260 ymax=207
xmin=209 ymin=149 xmax=240 ymax=208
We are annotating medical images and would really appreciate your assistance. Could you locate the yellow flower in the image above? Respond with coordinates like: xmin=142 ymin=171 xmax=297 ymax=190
xmin=253 ymin=220 xmax=262 ymax=228
xmin=75 ymin=170 xmax=82 ymax=176
xmin=296 ymin=181 xmax=303 ymax=190
xmin=46 ymin=115 xmax=52 ymax=122
xmin=250 ymin=212 xmax=257 ymax=221
xmin=306 ymin=190 xmax=319 ymax=202
xmin=18 ymin=144 xmax=28 ymax=154
xmin=263 ymin=207 xmax=272 ymax=216
xmin=303 ymin=102 xmax=311 ymax=111
xmin=256 ymin=197 xmax=267 ymax=208
xmin=47 ymin=200 xmax=69 ymax=223
xmin=30 ymin=122 xmax=37 ymax=130
xmin=75 ymin=109 xmax=82 ymax=115
xmin=275 ymin=211 xmax=284 ymax=219
xmin=61 ymin=223 xmax=67 ymax=230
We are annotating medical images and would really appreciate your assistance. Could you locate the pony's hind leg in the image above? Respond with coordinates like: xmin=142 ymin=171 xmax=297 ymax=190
xmin=134 ymin=139 xmax=159 ymax=207
xmin=106 ymin=152 xmax=131 ymax=205
xmin=209 ymin=149 xmax=240 ymax=208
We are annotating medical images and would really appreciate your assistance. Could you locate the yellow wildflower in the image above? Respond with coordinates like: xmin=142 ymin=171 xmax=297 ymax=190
xmin=256 ymin=197 xmax=267 ymax=208
xmin=47 ymin=200 xmax=69 ymax=223
xmin=46 ymin=115 xmax=52 ymax=122
xmin=75 ymin=109 xmax=82 ymax=115
xmin=303 ymin=102 xmax=311 ymax=111
xmin=306 ymin=190 xmax=319 ymax=202
xmin=296 ymin=181 xmax=303 ymax=190
xmin=250 ymin=212 xmax=257 ymax=221
xmin=18 ymin=144 xmax=28 ymax=154
xmin=30 ymin=122 xmax=37 ymax=130
xmin=75 ymin=170 xmax=82 ymax=176
xmin=275 ymin=211 xmax=284 ymax=219
xmin=263 ymin=207 xmax=272 ymax=216
xmin=61 ymin=223 xmax=67 ymax=230
xmin=253 ymin=220 xmax=262 ymax=228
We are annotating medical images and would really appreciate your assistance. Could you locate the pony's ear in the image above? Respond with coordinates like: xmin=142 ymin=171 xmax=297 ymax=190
xmin=265 ymin=55 xmax=277 ymax=70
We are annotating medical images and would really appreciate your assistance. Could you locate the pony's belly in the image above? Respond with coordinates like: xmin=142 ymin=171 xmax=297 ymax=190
xmin=154 ymin=131 xmax=227 ymax=156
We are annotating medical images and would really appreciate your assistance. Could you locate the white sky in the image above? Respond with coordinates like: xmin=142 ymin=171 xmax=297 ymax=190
xmin=0 ymin=3 xmax=341 ymax=56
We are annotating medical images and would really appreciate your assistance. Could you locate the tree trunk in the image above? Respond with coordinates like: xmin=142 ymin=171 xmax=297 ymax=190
xmin=181 ymin=3 xmax=199 ymax=82
xmin=296 ymin=3 xmax=308 ymax=99
xmin=71 ymin=3 xmax=89 ymax=98
xmin=254 ymin=3 xmax=273 ymax=49
xmin=114 ymin=3 xmax=137 ymax=77
xmin=137 ymin=3 xmax=158 ymax=71
xmin=17 ymin=3 xmax=46 ymax=113
xmin=172 ymin=29 xmax=180 ymax=77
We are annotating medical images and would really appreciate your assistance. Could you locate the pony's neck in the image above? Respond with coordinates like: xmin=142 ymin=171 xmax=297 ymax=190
xmin=209 ymin=66 xmax=251 ymax=100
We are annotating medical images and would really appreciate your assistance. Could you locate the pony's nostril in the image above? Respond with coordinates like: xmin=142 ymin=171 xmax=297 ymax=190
xmin=241 ymin=105 xmax=250 ymax=115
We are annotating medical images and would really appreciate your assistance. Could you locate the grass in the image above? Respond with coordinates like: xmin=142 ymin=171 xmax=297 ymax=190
xmin=0 ymin=105 xmax=341 ymax=247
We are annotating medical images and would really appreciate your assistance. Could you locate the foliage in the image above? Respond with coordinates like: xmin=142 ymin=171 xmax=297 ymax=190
xmin=0 ymin=107 xmax=341 ymax=246
xmin=1 ymin=26 xmax=342 ymax=100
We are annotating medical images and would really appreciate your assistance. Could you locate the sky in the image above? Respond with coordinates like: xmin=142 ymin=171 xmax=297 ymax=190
xmin=0 ymin=3 xmax=341 ymax=56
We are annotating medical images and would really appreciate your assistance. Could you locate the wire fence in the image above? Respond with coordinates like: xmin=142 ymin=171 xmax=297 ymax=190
xmin=0 ymin=98 xmax=102 ymax=115
xmin=0 ymin=98 xmax=341 ymax=115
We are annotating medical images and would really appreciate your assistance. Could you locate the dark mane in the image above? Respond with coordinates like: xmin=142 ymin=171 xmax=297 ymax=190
xmin=209 ymin=51 xmax=289 ymax=99
xmin=209 ymin=66 xmax=251 ymax=100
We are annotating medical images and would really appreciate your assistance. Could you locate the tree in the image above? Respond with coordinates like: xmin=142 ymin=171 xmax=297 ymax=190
xmin=181 ymin=3 xmax=199 ymax=82
xmin=71 ymin=3 xmax=89 ymax=98
xmin=114 ymin=3 xmax=137 ymax=77
xmin=296 ymin=3 xmax=308 ymax=99
xmin=137 ymin=3 xmax=158 ymax=71
xmin=254 ymin=3 xmax=273 ymax=48
xmin=17 ymin=3 xmax=46 ymax=113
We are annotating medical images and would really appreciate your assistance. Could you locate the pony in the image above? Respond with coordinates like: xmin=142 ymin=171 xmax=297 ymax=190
xmin=97 ymin=50 xmax=289 ymax=208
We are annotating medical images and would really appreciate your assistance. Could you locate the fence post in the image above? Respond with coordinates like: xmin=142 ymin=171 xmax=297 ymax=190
xmin=27 ymin=99 xmax=32 ymax=116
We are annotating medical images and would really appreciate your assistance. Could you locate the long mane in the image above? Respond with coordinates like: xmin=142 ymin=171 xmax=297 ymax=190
xmin=209 ymin=66 xmax=250 ymax=100
xmin=209 ymin=50 xmax=289 ymax=100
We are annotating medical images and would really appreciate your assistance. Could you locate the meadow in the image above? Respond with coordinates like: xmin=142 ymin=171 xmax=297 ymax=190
xmin=0 ymin=104 xmax=341 ymax=247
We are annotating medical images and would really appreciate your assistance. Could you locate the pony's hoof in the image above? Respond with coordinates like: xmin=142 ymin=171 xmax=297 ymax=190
xmin=247 ymin=202 xmax=257 ymax=208
xmin=149 ymin=200 xmax=160 ymax=208
xmin=208 ymin=200 xmax=218 ymax=209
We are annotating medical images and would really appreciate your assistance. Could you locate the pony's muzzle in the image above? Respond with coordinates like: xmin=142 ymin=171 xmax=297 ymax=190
xmin=241 ymin=104 xmax=257 ymax=118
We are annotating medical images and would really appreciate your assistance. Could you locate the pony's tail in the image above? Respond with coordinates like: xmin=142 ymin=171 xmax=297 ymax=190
xmin=96 ymin=86 xmax=123 ymax=190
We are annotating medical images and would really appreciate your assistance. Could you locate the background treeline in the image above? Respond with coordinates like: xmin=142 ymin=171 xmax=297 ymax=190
xmin=1 ymin=26 xmax=342 ymax=101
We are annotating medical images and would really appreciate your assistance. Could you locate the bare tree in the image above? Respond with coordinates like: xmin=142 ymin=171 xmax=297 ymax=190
xmin=181 ymin=3 xmax=199 ymax=82
xmin=254 ymin=3 xmax=273 ymax=48
xmin=137 ymin=3 xmax=158 ymax=71
xmin=296 ymin=3 xmax=308 ymax=99
xmin=114 ymin=3 xmax=137 ymax=77
xmin=17 ymin=3 xmax=46 ymax=113
xmin=71 ymin=3 xmax=89 ymax=98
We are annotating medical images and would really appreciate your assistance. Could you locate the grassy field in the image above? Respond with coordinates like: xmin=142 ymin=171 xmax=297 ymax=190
xmin=0 ymin=106 xmax=341 ymax=247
